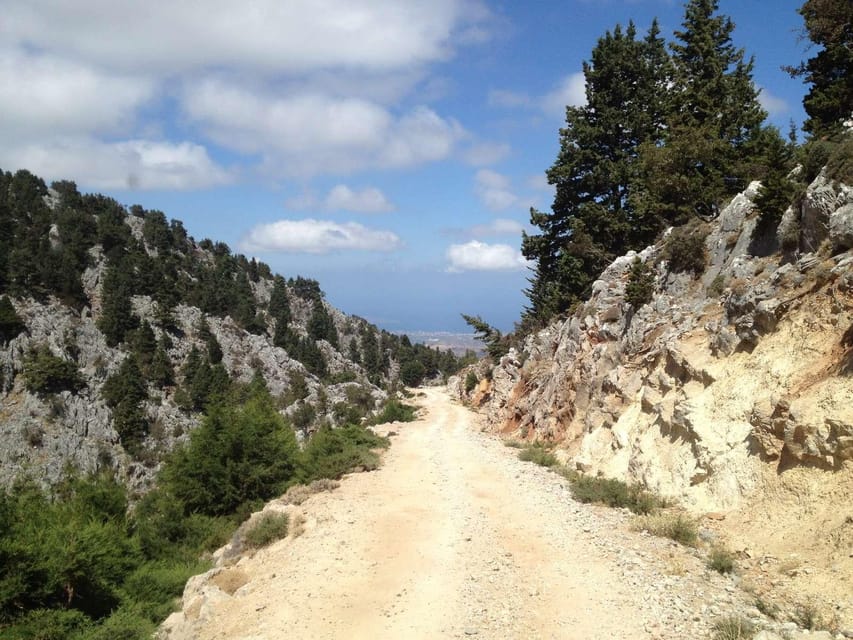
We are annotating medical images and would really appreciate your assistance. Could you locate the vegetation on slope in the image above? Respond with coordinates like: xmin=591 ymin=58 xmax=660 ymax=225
xmin=0 ymin=377 xmax=397 ymax=639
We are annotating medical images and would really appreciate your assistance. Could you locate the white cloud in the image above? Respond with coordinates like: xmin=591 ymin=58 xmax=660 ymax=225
xmin=468 ymin=218 xmax=524 ymax=237
xmin=542 ymin=73 xmax=587 ymax=116
xmin=446 ymin=240 xmax=530 ymax=272
xmin=758 ymin=86 xmax=789 ymax=117
xmin=183 ymin=79 xmax=465 ymax=176
xmin=2 ymin=1 xmax=488 ymax=75
xmin=462 ymin=141 xmax=511 ymax=166
xmin=474 ymin=169 xmax=518 ymax=211
xmin=489 ymin=72 xmax=586 ymax=119
xmin=0 ymin=1 xmax=489 ymax=187
xmin=0 ymin=138 xmax=231 ymax=190
xmin=240 ymin=219 xmax=401 ymax=254
xmin=325 ymin=185 xmax=395 ymax=213
xmin=0 ymin=48 xmax=152 ymax=140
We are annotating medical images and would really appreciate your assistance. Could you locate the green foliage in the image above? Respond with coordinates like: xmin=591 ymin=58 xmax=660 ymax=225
xmin=97 ymin=264 xmax=137 ymax=347
xmin=243 ymin=513 xmax=289 ymax=549
xmin=663 ymin=224 xmax=708 ymax=275
xmin=101 ymin=356 xmax=147 ymax=408
xmin=300 ymin=424 xmax=389 ymax=481
xmin=570 ymin=475 xmax=665 ymax=515
xmin=464 ymin=371 xmax=479 ymax=394
xmin=307 ymin=300 xmax=339 ymax=348
xmin=825 ymin=135 xmax=853 ymax=183
xmin=517 ymin=444 xmax=559 ymax=467
xmin=268 ymin=276 xmax=291 ymax=325
xmin=23 ymin=346 xmax=84 ymax=395
xmin=633 ymin=512 xmax=698 ymax=546
xmin=164 ymin=392 xmax=300 ymax=516
xmin=0 ymin=295 xmax=25 ymax=344
xmin=462 ymin=314 xmax=508 ymax=360
xmin=289 ymin=276 xmax=323 ymax=302
xmin=624 ymin=257 xmax=655 ymax=308
xmin=786 ymin=0 xmax=853 ymax=138
xmin=708 ymin=545 xmax=736 ymax=574
xmin=522 ymin=21 xmax=671 ymax=324
xmin=369 ymin=398 xmax=417 ymax=425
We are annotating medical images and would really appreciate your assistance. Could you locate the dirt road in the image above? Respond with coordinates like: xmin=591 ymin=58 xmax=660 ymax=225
xmin=173 ymin=388 xmax=757 ymax=640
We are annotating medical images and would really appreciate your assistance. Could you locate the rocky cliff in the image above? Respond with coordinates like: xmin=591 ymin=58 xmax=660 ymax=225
xmin=450 ymin=167 xmax=853 ymax=614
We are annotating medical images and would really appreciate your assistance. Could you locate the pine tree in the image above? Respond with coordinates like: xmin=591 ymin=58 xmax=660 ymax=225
xmin=786 ymin=0 xmax=853 ymax=137
xmin=268 ymin=276 xmax=291 ymax=326
xmin=635 ymin=0 xmax=766 ymax=225
xmin=307 ymin=300 xmax=339 ymax=348
xmin=0 ymin=296 xmax=25 ymax=344
xmin=98 ymin=263 xmax=137 ymax=347
xmin=522 ymin=21 xmax=671 ymax=324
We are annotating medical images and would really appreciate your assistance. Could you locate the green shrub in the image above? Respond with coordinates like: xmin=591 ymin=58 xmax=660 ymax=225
xmin=518 ymin=445 xmax=558 ymax=467
xmin=625 ymin=257 xmax=655 ymax=308
xmin=77 ymin=604 xmax=154 ymax=640
xmin=632 ymin=512 xmax=698 ymax=546
xmin=122 ymin=560 xmax=208 ymax=622
xmin=570 ymin=475 xmax=665 ymax=515
xmin=301 ymin=424 xmax=389 ymax=480
xmin=464 ymin=370 xmax=478 ymax=394
xmin=663 ymin=224 xmax=708 ymax=276
xmin=708 ymin=274 xmax=726 ymax=297
xmin=1 ymin=608 xmax=91 ymax=640
xmin=826 ymin=135 xmax=853 ymax=184
xmin=23 ymin=345 xmax=84 ymax=394
xmin=0 ymin=295 xmax=25 ymax=344
xmin=708 ymin=544 xmax=736 ymax=574
xmin=711 ymin=615 xmax=755 ymax=640
xmin=793 ymin=602 xmax=824 ymax=631
xmin=244 ymin=512 xmax=289 ymax=549
xmin=369 ymin=398 xmax=417 ymax=424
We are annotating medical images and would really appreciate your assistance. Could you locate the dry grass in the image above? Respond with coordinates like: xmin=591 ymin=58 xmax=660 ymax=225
xmin=632 ymin=512 xmax=698 ymax=546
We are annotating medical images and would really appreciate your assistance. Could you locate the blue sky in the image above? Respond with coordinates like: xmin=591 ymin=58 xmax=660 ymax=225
xmin=0 ymin=0 xmax=808 ymax=332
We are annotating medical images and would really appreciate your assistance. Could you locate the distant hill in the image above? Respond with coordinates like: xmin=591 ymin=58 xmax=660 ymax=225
xmin=0 ymin=168 xmax=463 ymax=492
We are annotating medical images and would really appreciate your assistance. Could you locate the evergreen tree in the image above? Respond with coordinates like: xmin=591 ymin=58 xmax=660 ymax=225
xmin=148 ymin=341 xmax=175 ymax=389
xmin=0 ymin=296 xmax=25 ymax=344
xmin=522 ymin=21 xmax=671 ymax=324
xmin=268 ymin=276 xmax=291 ymax=325
xmin=786 ymin=0 xmax=853 ymax=137
xmin=634 ymin=0 xmax=766 ymax=225
xmin=307 ymin=300 xmax=339 ymax=348
xmin=624 ymin=257 xmax=655 ymax=308
xmin=98 ymin=263 xmax=137 ymax=347
xmin=462 ymin=314 xmax=508 ymax=360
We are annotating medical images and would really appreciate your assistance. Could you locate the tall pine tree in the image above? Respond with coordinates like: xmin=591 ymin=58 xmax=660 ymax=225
xmin=522 ymin=21 xmax=671 ymax=325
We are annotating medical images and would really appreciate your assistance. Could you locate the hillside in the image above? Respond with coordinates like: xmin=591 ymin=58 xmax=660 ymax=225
xmin=0 ymin=169 xmax=461 ymax=493
xmin=451 ymin=160 xmax=853 ymax=625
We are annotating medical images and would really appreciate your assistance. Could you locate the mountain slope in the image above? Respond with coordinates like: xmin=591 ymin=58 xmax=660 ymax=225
xmin=0 ymin=169 xmax=459 ymax=492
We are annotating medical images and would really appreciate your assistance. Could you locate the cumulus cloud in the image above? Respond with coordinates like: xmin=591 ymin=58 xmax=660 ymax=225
xmin=287 ymin=185 xmax=394 ymax=213
xmin=758 ymin=86 xmax=789 ymax=117
xmin=0 ymin=138 xmax=231 ymax=190
xmin=446 ymin=240 xmax=530 ymax=272
xmin=0 ymin=1 xmax=490 ymax=187
xmin=489 ymin=72 xmax=586 ymax=119
xmin=325 ymin=185 xmax=394 ymax=213
xmin=183 ymin=79 xmax=465 ymax=176
xmin=2 ymin=0 xmax=488 ymax=74
xmin=240 ymin=219 xmax=401 ymax=254
xmin=462 ymin=141 xmax=511 ymax=166
xmin=0 ymin=49 xmax=153 ymax=140
xmin=474 ymin=169 xmax=518 ymax=211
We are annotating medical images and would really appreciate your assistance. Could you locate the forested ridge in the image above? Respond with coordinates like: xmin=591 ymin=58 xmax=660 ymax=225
xmin=0 ymin=167 xmax=469 ymax=637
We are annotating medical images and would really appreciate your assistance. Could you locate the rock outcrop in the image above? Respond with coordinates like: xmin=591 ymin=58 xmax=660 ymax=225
xmin=451 ymin=170 xmax=853 ymax=512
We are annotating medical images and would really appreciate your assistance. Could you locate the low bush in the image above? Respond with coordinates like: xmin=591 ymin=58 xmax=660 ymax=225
xmin=663 ymin=223 xmax=708 ymax=276
xmin=711 ymin=615 xmax=755 ymax=640
xmin=23 ymin=345 xmax=85 ymax=394
xmin=570 ymin=475 xmax=665 ymax=515
xmin=369 ymin=398 xmax=417 ymax=424
xmin=625 ymin=257 xmax=655 ymax=308
xmin=632 ymin=512 xmax=698 ymax=546
xmin=301 ymin=424 xmax=389 ymax=481
xmin=464 ymin=370 xmax=478 ymax=394
xmin=708 ymin=544 xmax=736 ymax=574
xmin=518 ymin=444 xmax=558 ymax=468
xmin=244 ymin=512 xmax=289 ymax=549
